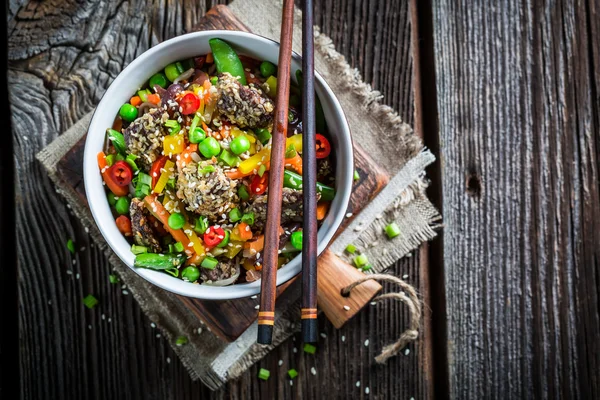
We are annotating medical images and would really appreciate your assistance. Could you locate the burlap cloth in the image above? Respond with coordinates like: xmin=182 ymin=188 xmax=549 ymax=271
xmin=36 ymin=0 xmax=441 ymax=390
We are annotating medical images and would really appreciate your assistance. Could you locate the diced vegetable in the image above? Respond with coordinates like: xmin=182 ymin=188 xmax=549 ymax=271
xmin=201 ymin=256 xmax=218 ymax=270
xmin=130 ymin=95 xmax=142 ymax=106
xmin=163 ymin=134 xmax=185 ymax=155
xmin=174 ymin=242 xmax=185 ymax=253
xmin=115 ymin=196 xmax=130 ymax=215
xmin=137 ymin=89 xmax=151 ymax=102
xmin=153 ymin=160 xmax=175 ymax=194
xmin=218 ymin=149 xmax=240 ymax=167
xmin=116 ymin=215 xmax=132 ymax=236
xmin=354 ymin=254 xmax=369 ymax=267
xmin=83 ymin=294 xmax=98 ymax=309
xmin=216 ymin=230 xmax=230 ymax=248
xmin=107 ymin=129 xmax=127 ymax=155
xmin=236 ymin=222 xmax=253 ymax=241
xmin=238 ymin=185 xmax=250 ymax=201
xmin=181 ymin=266 xmax=200 ymax=282
xmin=193 ymin=216 xmax=209 ymax=235
xmin=223 ymin=240 xmax=244 ymax=258
xmin=209 ymin=38 xmax=247 ymax=85
xmin=177 ymin=144 xmax=199 ymax=170
xmin=345 ymin=244 xmax=357 ymax=254
xmin=354 ymin=170 xmax=360 ymax=181
xmin=385 ymin=222 xmax=401 ymax=239
xmin=229 ymin=208 xmax=242 ymax=223
xmin=315 ymin=134 xmax=331 ymax=159
xmin=290 ymin=231 xmax=303 ymax=250
xmin=109 ymin=274 xmax=120 ymax=284
xmin=66 ymin=239 xmax=75 ymax=254
xmin=265 ymin=75 xmax=277 ymax=97
xmin=241 ymin=212 xmax=255 ymax=225
xmin=134 ymin=253 xmax=186 ymax=269
xmin=316 ymin=201 xmax=330 ymax=220
xmin=258 ymin=368 xmax=270 ymax=381
xmin=164 ymin=119 xmax=181 ymax=135
xmin=182 ymin=222 xmax=206 ymax=262
xmin=143 ymin=195 xmax=196 ymax=257
xmin=288 ymin=369 xmax=298 ymax=379
xmin=255 ymin=128 xmax=272 ymax=145
xmin=303 ymin=343 xmax=316 ymax=354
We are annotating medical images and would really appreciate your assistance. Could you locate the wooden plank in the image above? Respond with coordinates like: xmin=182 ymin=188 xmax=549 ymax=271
xmin=11 ymin=0 xmax=423 ymax=398
xmin=432 ymin=0 xmax=600 ymax=398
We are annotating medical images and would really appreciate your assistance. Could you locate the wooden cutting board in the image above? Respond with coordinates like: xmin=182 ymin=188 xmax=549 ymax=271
xmin=56 ymin=5 xmax=389 ymax=342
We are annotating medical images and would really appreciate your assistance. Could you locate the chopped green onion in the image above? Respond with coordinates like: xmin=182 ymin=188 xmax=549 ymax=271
xmin=258 ymin=164 xmax=266 ymax=177
xmin=385 ymin=222 xmax=401 ymax=239
xmin=354 ymin=170 xmax=360 ymax=181
xmin=194 ymin=216 xmax=209 ymax=235
xmin=105 ymin=154 xmax=115 ymax=167
xmin=288 ymin=369 xmax=298 ymax=379
xmin=165 ymin=267 xmax=179 ymax=277
xmin=166 ymin=177 xmax=176 ymax=189
xmin=229 ymin=207 xmax=242 ymax=223
xmin=238 ymin=185 xmax=250 ymax=201
xmin=241 ymin=212 xmax=255 ymax=225
xmin=109 ymin=274 xmax=120 ymax=284
xmin=290 ymin=231 xmax=303 ymax=250
xmin=285 ymin=144 xmax=297 ymax=159
xmin=361 ymin=264 xmax=372 ymax=271
xmin=137 ymin=89 xmax=151 ymax=102
xmin=255 ymin=128 xmax=272 ymax=145
xmin=83 ymin=294 xmax=98 ymax=309
xmin=288 ymin=110 xmax=294 ymax=123
xmin=168 ymin=244 xmax=175 ymax=253
xmin=210 ymin=76 xmax=218 ymax=85
xmin=201 ymin=256 xmax=218 ymax=270
xmin=258 ymin=368 xmax=270 ymax=381
xmin=345 ymin=244 xmax=356 ymax=254
xmin=188 ymin=114 xmax=202 ymax=140
xmin=198 ymin=165 xmax=216 ymax=175
xmin=354 ymin=254 xmax=369 ymax=267
xmin=131 ymin=244 xmax=148 ymax=255
xmin=67 ymin=239 xmax=75 ymax=254
xmin=303 ymin=343 xmax=316 ymax=354
xmin=138 ymin=172 xmax=152 ymax=187
xmin=174 ymin=241 xmax=185 ymax=253
xmin=175 ymin=336 xmax=188 ymax=346
xmin=218 ymin=149 xmax=241 ymax=167
xmin=164 ymin=119 xmax=181 ymax=135
xmin=125 ymin=154 xmax=139 ymax=172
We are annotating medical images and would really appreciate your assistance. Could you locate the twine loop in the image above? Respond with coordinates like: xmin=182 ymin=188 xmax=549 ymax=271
xmin=342 ymin=274 xmax=422 ymax=364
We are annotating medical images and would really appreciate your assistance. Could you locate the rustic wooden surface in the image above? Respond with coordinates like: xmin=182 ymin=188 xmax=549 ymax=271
xmin=432 ymin=0 xmax=600 ymax=398
xmin=10 ymin=0 xmax=427 ymax=399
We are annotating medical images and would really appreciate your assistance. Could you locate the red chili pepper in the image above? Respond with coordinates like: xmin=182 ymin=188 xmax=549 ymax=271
xmin=204 ymin=226 xmax=226 ymax=247
xmin=315 ymin=134 xmax=331 ymax=159
xmin=250 ymin=172 xmax=268 ymax=195
xmin=109 ymin=161 xmax=133 ymax=187
xmin=150 ymin=156 xmax=168 ymax=188
xmin=179 ymin=92 xmax=200 ymax=115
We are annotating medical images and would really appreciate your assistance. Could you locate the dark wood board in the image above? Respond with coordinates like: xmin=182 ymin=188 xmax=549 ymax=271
xmin=432 ymin=0 xmax=600 ymax=398
xmin=11 ymin=0 xmax=428 ymax=399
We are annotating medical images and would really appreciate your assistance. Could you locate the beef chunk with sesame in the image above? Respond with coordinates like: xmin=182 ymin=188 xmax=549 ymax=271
xmin=123 ymin=107 xmax=170 ymax=170
xmin=244 ymin=188 xmax=320 ymax=231
xmin=130 ymin=198 xmax=162 ymax=253
xmin=215 ymin=72 xmax=274 ymax=129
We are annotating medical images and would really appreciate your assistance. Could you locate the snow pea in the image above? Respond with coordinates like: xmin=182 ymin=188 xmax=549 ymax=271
xmin=134 ymin=253 xmax=187 ymax=270
xmin=283 ymin=170 xmax=335 ymax=201
xmin=209 ymin=38 xmax=247 ymax=85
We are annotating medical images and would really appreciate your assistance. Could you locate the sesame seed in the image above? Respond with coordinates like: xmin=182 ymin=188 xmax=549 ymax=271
xmin=72 ymin=259 xmax=76 ymax=265
xmin=365 ymin=387 xmax=370 ymax=394
xmin=166 ymin=357 xmax=171 ymax=364
xmin=356 ymin=381 xmax=361 ymax=387
xmin=343 ymin=305 xmax=350 ymax=311
xmin=66 ymin=270 xmax=73 ymax=275
xmin=364 ymin=339 xmax=369 ymax=347
xmin=197 ymin=327 xmax=203 ymax=334
xmin=341 ymin=335 xmax=346 ymax=342
xmin=108 ymin=318 xmax=111 ymax=323
xmin=88 ymin=325 xmax=92 ymax=330
xmin=402 ymin=274 xmax=409 ymax=279
xmin=102 ymin=314 xmax=105 ymax=320
xmin=76 ymin=273 xmax=80 ymax=279
xmin=254 ymin=305 xmax=259 ymax=309
xmin=122 ymin=290 xmax=129 ymax=295
xmin=290 ymin=381 xmax=293 ymax=386
xmin=345 ymin=213 xmax=353 ymax=218
xmin=405 ymin=348 xmax=410 ymax=355
xmin=293 ymin=347 xmax=297 ymax=353
xmin=156 ymin=334 xmax=161 ymax=338
xmin=151 ymin=322 xmax=156 ymax=328
xmin=320 ymin=333 xmax=327 ymax=338
xmin=311 ymin=367 xmax=317 ymax=375
xmin=251 ymin=295 xmax=257 ymax=299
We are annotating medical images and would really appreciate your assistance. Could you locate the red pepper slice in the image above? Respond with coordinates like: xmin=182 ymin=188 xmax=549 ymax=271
xmin=250 ymin=172 xmax=269 ymax=195
xmin=179 ymin=92 xmax=200 ymax=115
xmin=204 ymin=226 xmax=226 ymax=247
xmin=315 ymin=134 xmax=331 ymax=159
xmin=150 ymin=156 xmax=168 ymax=188
xmin=109 ymin=161 xmax=133 ymax=187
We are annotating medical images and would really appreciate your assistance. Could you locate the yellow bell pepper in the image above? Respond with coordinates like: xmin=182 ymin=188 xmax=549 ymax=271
xmin=242 ymin=258 xmax=255 ymax=271
xmin=237 ymin=134 xmax=303 ymax=175
xmin=153 ymin=160 xmax=175 ymax=194
xmin=183 ymin=222 xmax=206 ymax=261
xmin=249 ymin=143 xmax=257 ymax=154
xmin=223 ymin=240 xmax=244 ymax=259
xmin=163 ymin=134 xmax=185 ymax=156
xmin=265 ymin=76 xmax=277 ymax=98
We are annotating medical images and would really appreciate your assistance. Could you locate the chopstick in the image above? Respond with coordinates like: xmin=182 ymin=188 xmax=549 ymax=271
xmin=300 ymin=0 xmax=318 ymax=343
xmin=257 ymin=0 xmax=295 ymax=345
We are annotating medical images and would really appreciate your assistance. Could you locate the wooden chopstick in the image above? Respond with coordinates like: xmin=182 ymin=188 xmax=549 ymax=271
xmin=300 ymin=0 xmax=318 ymax=343
xmin=257 ymin=0 xmax=295 ymax=345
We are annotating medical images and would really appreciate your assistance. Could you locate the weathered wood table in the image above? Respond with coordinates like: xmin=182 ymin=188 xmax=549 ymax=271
xmin=9 ymin=0 xmax=599 ymax=398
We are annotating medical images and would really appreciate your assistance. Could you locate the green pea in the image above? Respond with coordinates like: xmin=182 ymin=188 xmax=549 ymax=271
xmin=164 ymin=63 xmax=181 ymax=82
xmin=198 ymin=137 xmax=221 ymax=158
xmin=290 ymin=231 xmax=303 ymax=250
xmin=229 ymin=135 xmax=251 ymax=155
xmin=168 ymin=213 xmax=186 ymax=230
xmin=181 ymin=266 xmax=200 ymax=282
xmin=119 ymin=103 xmax=138 ymax=122
xmin=115 ymin=196 xmax=130 ymax=215
xmin=189 ymin=127 xmax=206 ymax=144
xmin=149 ymin=72 xmax=168 ymax=89
xmin=260 ymin=61 xmax=277 ymax=77
xmin=107 ymin=192 xmax=118 ymax=206
xmin=216 ymin=230 xmax=230 ymax=248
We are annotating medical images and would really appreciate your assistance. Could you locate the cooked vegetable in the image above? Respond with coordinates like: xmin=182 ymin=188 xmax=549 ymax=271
xmin=115 ymin=196 xmax=131 ymax=215
xmin=163 ymin=134 xmax=185 ymax=155
xmin=67 ymin=239 xmax=75 ymax=254
xmin=345 ymin=244 xmax=357 ymax=254
xmin=204 ymin=226 xmax=225 ymax=247
xmin=107 ymin=129 xmax=126 ymax=154
xmin=168 ymin=213 xmax=186 ymax=230
xmin=164 ymin=119 xmax=181 ymax=135
xmin=110 ymin=160 xmax=133 ymax=187
xmin=354 ymin=170 xmax=360 ymax=181
xmin=258 ymin=368 xmax=270 ymax=381
xmin=198 ymin=137 xmax=221 ymax=158
xmin=116 ymin=215 xmax=132 ymax=236
xmin=316 ymin=201 xmax=329 ymax=220
xmin=134 ymin=253 xmax=186 ymax=269
xmin=164 ymin=62 xmax=183 ymax=82
xmin=193 ymin=216 xmax=209 ymax=235
xmin=179 ymin=92 xmax=200 ymax=115
xmin=119 ymin=103 xmax=138 ymax=122
xmin=315 ymin=134 xmax=331 ymax=159
xmin=385 ymin=222 xmax=401 ymax=239
xmin=189 ymin=127 xmax=206 ymax=144
xmin=131 ymin=244 xmax=148 ymax=254
xmin=209 ymin=38 xmax=247 ymax=85
xmin=83 ymin=295 xmax=98 ymax=309
xmin=201 ymin=256 xmax=218 ymax=270
xmin=288 ymin=369 xmax=298 ymax=379
xmin=153 ymin=160 xmax=175 ymax=194
xmin=255 ymin=128 xmax=272 ymax=145
xmin=149 ymin=72 xmax=168 ymax=88
xmin=283 ymin=170 xmax=335 ymax=201
xmin=216 ymin=230 xmax=230 ymax=248
xmin=265 ymin=75 xmax=277 ymax=96
xmin=250 ymin=173 xmax=268 ymax=195
xmin=109 ymin=274 xmax=120 ymax=284
xmin=230 ymin=135 xmax=250 ymax=155
xmin=290 ymin=231 xmax=303 ymax=250
xmin=260 ymin=61 xmax=276 ymax=77
xmin=354 ymin=254 xmax=368 ymax=267
xmin=181 ymin=266 xmax=200 ymax=282
xmin=238 ymin=185 xmax=250 ymax=201
xmin=218 ymin=149 xmax=240 ymax=167
xmin=303 ymin=343 xmax=316 ymax=354
xmin=229 ymin=208 xmax=242 ymax=223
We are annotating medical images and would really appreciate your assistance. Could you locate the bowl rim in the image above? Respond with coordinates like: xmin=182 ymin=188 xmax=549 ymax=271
xmin=83 ymin=30 xmax=353 ymax=300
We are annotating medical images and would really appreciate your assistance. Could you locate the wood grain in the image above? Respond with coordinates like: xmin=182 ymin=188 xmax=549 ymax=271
xmin=11 ymin=0 xmax=424 ymax=398
xmin=432 ymin=0 xmax=600 ymax=398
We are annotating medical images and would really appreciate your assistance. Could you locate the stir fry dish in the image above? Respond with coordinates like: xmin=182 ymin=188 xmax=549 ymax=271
xmin=97 ymin=38 xmax=336 ymax=286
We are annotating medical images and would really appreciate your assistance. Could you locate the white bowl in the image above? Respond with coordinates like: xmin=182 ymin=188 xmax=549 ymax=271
xmin=84 ymin=31 xmax=353 ymax=300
